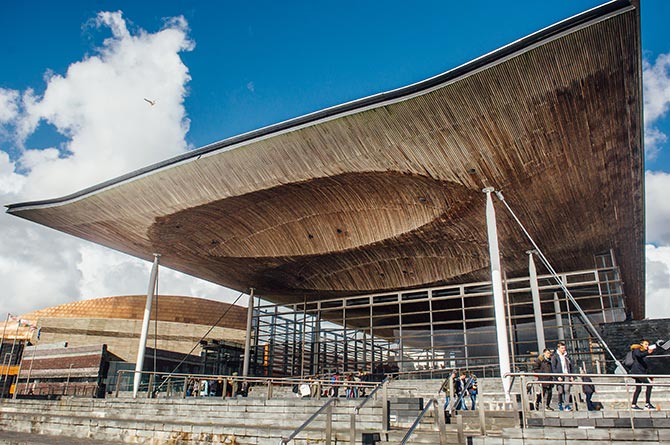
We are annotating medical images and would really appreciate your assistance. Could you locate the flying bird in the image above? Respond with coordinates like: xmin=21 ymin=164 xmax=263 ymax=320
xmin=144 ymin=98 xmax=156 ymax=106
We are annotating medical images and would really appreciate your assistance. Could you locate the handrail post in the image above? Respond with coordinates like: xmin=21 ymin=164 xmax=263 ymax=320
xmin=349 ymin=412 xmax=356 ymax=445
xmin=448 ymin=376 xmax=455 ymax=415
xmin=519 ymin=375 xmax=527 ymax=428
xmin=626 ymin=378 xmax=634 ymax=432
xmin=382 ymin=379 xmax=389 ymax=431
xmin=183 ymin=377 xmax=188 ymax=399
xmin=478 ymin=386 xmax=486 ymax=436
xmin=115 ymin=370 xmax=123 ymax=398
xmin=456 ymin=412 xmax=464 ymax=445
xmin=325 ymin=402 xmax=333 ymax=445
xmin=267 ymin=380 xmax=273 ymax=400
xmin=433 ymin=399 xmax=447 ymax=445
xmin=147 ymin=373 xmax=154 ymax=399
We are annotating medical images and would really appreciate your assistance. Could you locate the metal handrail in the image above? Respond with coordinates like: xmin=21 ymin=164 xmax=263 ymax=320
xmin=349 ymin=378 xmax=389 ymax=445
xmin=113 ymin=369 xmax=379 ymax=399
xmin=507 ymin=371 xmax=670 ymax=381
xmin=394 ymin=363 xmax=505 ymax=380
xmin=280 ymin=397 xmax=336 ymax=445
xmin=354 ymin=377 xmax=387 ymax=413
xmin=507 ymin=372 xmax=670 ymax=431
xmin=400 ymin=398 xmax=446 ymax=445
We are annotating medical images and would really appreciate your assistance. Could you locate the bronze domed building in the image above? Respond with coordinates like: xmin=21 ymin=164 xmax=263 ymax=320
xmin=0 ymin=296 xmax=247 ymax=397
xmin=20 ymin=295 xmax=247 ymax=362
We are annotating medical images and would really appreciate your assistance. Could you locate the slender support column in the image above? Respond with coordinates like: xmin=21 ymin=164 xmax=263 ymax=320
xmin=483 ymin=187 xmax=512 ymax=401
xmin=242 ymin=288 xmax=255 ymax=377
xmin=528 ymin=251 xmax=546 ymax=353
xmin=553 ymin=292 xmax=565 ymax=341
xmin=133 ymin=254 xmax=160 ymax=398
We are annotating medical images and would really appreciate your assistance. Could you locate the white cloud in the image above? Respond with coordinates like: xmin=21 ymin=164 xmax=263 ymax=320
xmin=645 ymin=170 xmax=670 ymax=246
xmin=643 ymin=53 xmax=670 ymax=159
xmin=0 ymin=151 xmax=26 ymax=195
xmin=15 ymin=11 xmax=194 ymax=200
xmin=646 ymin=244 xmax=670 ymax=319
xmin=0 ymin=11 xmax=244 ymax=317
xmin=0 ymin=88 xmax=19 ymax=124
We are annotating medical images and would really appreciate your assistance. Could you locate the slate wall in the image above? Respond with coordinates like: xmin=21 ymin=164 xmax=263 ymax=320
xmin=601 ymin=319 xmax=670 ymax=374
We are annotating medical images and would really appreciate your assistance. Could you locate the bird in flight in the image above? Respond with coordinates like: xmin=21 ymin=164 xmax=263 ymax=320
xmin=144 ymin=98 xmax=156 ymax=106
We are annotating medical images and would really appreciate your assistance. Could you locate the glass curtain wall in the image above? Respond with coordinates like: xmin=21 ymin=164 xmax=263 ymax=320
xmin=251 ymin=254 xmax=624 ymax=378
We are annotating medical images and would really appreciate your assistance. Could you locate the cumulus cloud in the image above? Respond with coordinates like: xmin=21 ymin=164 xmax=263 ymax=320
xmin=13 ymin=11 xmax=194 ymax=200
xmin=0 ymin=11 xmax=243 ymax=317
xmin=0 ymin=88 xmax=19 ymax=124
xmin=645 ymin=170 xmax=670 ymax=246
xmin=646 ymin=245 xmax=670 ymax=319
xmin=643 ymin=53 xmax=670 ymax=160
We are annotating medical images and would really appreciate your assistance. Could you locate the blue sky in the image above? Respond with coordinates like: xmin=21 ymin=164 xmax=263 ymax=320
xmin=0 ymin=0 xmax=669 ymax=317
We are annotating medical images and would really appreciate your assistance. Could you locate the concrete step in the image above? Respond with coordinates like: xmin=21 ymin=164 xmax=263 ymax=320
xmin=0 ymin=398 xmax=389 ymax=445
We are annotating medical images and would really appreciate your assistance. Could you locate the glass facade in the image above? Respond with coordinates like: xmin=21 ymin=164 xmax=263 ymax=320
xmin=250 ymin=252 xmax=625 ymax=378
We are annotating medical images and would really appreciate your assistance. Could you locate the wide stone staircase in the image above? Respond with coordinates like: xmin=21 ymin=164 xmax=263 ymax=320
xmin=0 ymin=396 xmax=386 ymax=445
xmin=2 ymin=377 xmax=670 ymax=444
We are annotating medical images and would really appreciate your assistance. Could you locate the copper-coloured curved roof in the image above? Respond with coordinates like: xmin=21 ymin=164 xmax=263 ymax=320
xmin=6 ymin=1 xmax=645 ymax=316
xmin=20 ymin=295 xmax=247 ymax=331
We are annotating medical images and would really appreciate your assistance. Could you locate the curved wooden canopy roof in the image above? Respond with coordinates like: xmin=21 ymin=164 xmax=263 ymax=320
xmin=7 ymin=1 xmax=645 ymax=317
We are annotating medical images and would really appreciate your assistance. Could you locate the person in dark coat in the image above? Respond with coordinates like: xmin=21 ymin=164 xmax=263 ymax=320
xmin=455 ymin=372 xmax=469 ymax=410
xmin=533 ymin=348 xmax=554 ymax=410
xmin=630 ymin=339 xmax=655 ymax=410
xmin=580 ymin=370 xmax=596 ymax=411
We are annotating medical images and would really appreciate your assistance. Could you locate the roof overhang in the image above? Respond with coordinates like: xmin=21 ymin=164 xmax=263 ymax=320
xmin=7 ymin=0 xmax=645 ymax=317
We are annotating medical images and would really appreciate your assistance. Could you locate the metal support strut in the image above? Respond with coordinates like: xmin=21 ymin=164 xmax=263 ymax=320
xmin=494 ymin=190 xmax=624 ymax=371
xmin=483 ymin=187 xmax=512 ymax=401
xmin=242 ymin=288 xmax=255 ymax=377
xmin=133 ymin=253 xmax=160 ymax=398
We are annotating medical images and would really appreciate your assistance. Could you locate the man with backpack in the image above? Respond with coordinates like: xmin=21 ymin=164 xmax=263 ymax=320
xmin=629 ymin=339 xmax=656 ymax=410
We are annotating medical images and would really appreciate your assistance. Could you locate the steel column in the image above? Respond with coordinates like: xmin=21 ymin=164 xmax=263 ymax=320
xmin=242 ymin=288 xmax=255 ymax=377
xmin=133 ymin=253 xmax=160 ymax=398
xmin=528 ymin=251 xmax=546 ymax=352
xmin=553 ymin=292 xmax=565 ymax=341
xmin=483 ymin=187 xmax=512 ymax=400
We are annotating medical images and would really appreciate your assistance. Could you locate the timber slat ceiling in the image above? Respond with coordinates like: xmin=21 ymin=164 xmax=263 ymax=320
xmin=7 ymin=2 xmax=645 ymax=317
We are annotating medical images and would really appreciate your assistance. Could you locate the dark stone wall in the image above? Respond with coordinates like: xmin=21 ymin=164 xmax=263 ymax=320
xmin=601 ymin=319 xmax=670 ymax=374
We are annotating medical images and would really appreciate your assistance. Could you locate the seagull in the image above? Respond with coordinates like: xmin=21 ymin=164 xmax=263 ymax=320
xmin=144 ymin=98 xmax=156 ymax=106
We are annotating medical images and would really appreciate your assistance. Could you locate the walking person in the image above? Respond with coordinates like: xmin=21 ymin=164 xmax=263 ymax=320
xmin=533 ymin=348 xmax=554 ymax=410
xmin=580 ymin=370 xmax=596 ymax=411
xmin=440 ymin=370 xmax=456 ymax=412
xmin=630 ymin=339 xmax=656 ymax=410
xmin=467 ymin=373 xmax=478 ymax=410
xmin=551 ymin=341 xmax=573 ymax=411
xmin=456 ymin=372 xmax=468 ymax=410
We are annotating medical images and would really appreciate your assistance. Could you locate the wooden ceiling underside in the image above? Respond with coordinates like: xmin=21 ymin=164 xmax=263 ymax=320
xmin=8 ymin=4 xmax=645 ymax=317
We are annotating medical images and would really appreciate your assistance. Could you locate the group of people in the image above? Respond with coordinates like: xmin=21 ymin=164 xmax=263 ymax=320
xmin=296 ymin=370 xmax=370 ymax=399
xmin=533 ymin=339 xmax=656 ymax=411
xmin=532 ymin=341 xmax=579 ymax=411
xmin=440 ymin=371 xmax=478 ymax=411
xmin=186 ymin=372 xmax=250 ymax=398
